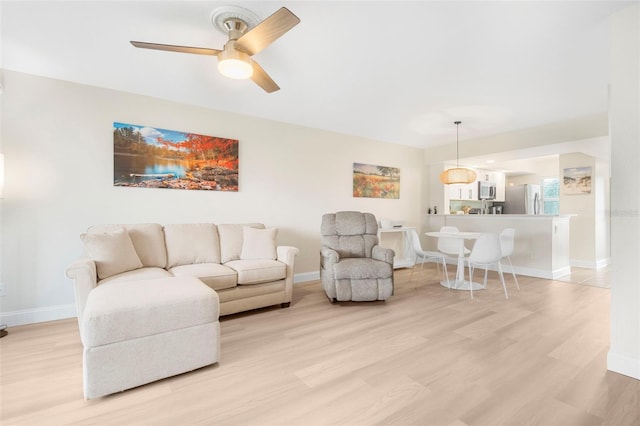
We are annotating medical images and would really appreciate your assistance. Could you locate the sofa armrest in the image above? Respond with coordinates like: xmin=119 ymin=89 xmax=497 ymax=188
xmin=277 ymin=245 xmax=299 ymax=266
xmin=65 ymin=257 xmax=98 ymax=332
xmin=277 ymin=246 xmax=299 ymax=303
xmin=372 ymin=245 xmax=395 ymax=265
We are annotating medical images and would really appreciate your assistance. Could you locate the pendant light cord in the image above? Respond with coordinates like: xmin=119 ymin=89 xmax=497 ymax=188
xmin=454 ymin=120 xmax=461 ymax=168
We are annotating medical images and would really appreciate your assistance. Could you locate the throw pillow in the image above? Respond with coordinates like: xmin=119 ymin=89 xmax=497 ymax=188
xmin=81 ymin=228 xmax=144 ymax=279
xmin=240 ymin=226 xmax=278 ymax=260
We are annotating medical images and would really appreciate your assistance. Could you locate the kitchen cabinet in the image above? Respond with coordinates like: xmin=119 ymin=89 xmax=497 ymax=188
xmin=441 ymin=167 xmax=506 ymax=211
xmin=448 ymin=184 xmax=462 ymax=200
xmin=447 ymin=182 xmax=477 ymax=200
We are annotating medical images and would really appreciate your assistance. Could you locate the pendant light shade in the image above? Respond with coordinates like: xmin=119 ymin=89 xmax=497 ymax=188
xmin=439 ymin=121 xmax=477 ymax=185
xmin=439 ymin=167 xmax=477 ymax=185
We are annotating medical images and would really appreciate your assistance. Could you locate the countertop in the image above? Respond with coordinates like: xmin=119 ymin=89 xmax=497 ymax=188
xmin=431 ymin=214 xmax=575 ymax=219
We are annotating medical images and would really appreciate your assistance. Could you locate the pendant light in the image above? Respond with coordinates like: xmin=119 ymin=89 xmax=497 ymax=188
xmin=439 ymin=121 xmax=477 ymax=184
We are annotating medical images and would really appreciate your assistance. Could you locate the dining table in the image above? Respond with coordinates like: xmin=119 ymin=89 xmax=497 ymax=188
xmin=425 ymin=231 xmax=483 ymax=291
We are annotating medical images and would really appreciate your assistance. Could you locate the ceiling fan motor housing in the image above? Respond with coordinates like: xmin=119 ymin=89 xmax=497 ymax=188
xmin=223 ymin=18 xmax=249 ymax=40
xmin=210 ymin=5 xmax=260 ymax=35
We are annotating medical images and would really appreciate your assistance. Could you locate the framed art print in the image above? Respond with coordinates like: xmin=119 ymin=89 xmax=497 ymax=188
xmin=113 ymin=122 xmax=238 ymax=191
xmin=353 ymin=162 xmax=400 ymax=199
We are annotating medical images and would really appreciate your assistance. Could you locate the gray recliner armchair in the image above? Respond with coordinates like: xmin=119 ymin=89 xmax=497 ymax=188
xmin=320 ymin=211 xmax=395 ymax=302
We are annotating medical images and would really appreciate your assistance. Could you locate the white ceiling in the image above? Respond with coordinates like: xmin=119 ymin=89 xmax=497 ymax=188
xmin=0 ymin=1 xmax=629 ymax=152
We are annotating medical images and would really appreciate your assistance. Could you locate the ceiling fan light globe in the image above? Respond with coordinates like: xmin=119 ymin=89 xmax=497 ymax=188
xmin=218 ymin=58 xmax=253 ymax=79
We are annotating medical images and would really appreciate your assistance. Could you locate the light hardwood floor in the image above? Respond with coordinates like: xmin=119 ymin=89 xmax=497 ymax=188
xmin=1 ymin=265 xmax=639 ymax=426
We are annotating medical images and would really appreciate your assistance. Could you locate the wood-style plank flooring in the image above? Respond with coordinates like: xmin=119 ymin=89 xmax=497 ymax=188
xmin=1 ymin=265 xmax=639 ymax=425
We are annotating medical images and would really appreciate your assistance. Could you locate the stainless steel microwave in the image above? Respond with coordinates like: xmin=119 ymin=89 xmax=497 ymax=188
xmin=478 ymin=181 xmax=496 ymax=200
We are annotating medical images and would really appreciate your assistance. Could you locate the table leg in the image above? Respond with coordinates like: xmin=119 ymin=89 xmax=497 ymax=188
xmin=439 ymin=241 xmax=483 ymax=291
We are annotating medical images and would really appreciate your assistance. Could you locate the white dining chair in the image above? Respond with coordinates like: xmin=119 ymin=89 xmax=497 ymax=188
xmin=500 ymin=228 xmax=520 ymax=290
xmin=434 ymin=226 xmax=470 ymax=290
xmin=437 ymin=226 xmax=470 ymax=260
xmin=408 ymin=229 xmax=450 ymax=287
xmin=467 ymin=233 xmax=508 ymax=299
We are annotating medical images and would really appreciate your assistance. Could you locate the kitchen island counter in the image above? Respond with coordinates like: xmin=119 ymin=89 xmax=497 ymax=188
xmin=425 ymin=214 xmax=572 ymax=279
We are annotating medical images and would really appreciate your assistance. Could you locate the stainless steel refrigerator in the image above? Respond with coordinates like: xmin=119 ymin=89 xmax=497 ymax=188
xmin=504 ymin=184 xmax=541 ymax=214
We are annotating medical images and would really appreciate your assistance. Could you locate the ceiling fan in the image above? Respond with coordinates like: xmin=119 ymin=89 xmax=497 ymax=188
xmin=130 ymin=6 xmax=300 ymax=93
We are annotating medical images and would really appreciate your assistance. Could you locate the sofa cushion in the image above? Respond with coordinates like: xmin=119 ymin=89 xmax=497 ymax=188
xmin=218 ymin=223 xmax=265 ymax=263
xmin=81 ymin=228 xmax=143 ymax=280
xmin=164 ymin=223 xmax=220 ymax=268
xmin=99 ymin=267 xmax=173 ymax=285
xmin=88 ymin=223 xmax=167 ymax=268
xmin=169 ymin=263 xmax=237 ymax=291
xmin=240 ymin=226 xmax=277 ymax=260
xmin=334 ymin=258 xmax=393 ymax=280
xmin=225 ymin=259 xmax=286 ymax=285
xmin=82 ymin=276 xmax=219 ymax=347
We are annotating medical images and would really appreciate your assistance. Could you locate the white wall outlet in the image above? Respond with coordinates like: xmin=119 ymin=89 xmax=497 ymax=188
xmin=0 ymin=282 xmax=5 ymax=297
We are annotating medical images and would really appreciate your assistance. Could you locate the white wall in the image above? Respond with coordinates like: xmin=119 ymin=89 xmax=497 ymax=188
xmin=594 ymin=157 xmax=610 ymax=263
xmin=559 ymin=152 xmax=610 ymax=267
xmin=506 ymin=174 xmax=548 ymax=186
xmin=505 ymin=156 xmax=559 ymax=186
xmin=608 ymin=3 xmax=640 ymax=380
xmin=423 ymin=114 xmax=608 ymax=164
xmin=0 ymin=71 xmax=424 ymax=326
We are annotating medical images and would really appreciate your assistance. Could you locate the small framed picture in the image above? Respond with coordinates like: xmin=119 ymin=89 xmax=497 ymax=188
xmin=563 ymin=167 xmax=591 ymax=195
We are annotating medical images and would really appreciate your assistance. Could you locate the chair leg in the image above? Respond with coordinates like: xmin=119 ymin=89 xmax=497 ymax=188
xmin=483 ymin=267 xmax=489 ymax=289
xmin=442 ymin=258 xmax=451 ymax=289
xmin=497 ymin=261 xmax=508 ymax=299
xmin=409 ymin=255 xmax=418 ymax=282
xmin=506 ymin=256 xmax=520 ymax=290
xmin=468 ymin=264 xmax=474 ymax=299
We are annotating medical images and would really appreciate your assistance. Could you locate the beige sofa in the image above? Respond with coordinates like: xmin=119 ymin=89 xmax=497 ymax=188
xmin=66 ymin=222 xmax=299 ymax=320
xmin=65 ymin=222 xmax=298 ymax=399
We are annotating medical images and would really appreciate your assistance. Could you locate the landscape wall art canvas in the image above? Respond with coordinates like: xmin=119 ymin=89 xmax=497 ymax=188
xmin=113 ymin=122 xmax=239 ymax=191
xmin=563 ymin=166 xmax=592 ymax=195
xmin=353 ymin=163 xmax=400 ymax=199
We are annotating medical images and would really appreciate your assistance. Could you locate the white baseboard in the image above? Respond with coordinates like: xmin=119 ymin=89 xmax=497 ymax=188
xmin=607 ymin=350 xmax=640 ymax=380
xmin=1 ymin=304 xmax=77 ymax=327
xmin=570 ymin=258 xmax=611 ymax=269
xmin=444 ymin=259 xmax=570 ymax=280
xmin=502 ymin=265 xmax=570 ymax=280
xmin=294 ymin=271 xmax=319 ymax=284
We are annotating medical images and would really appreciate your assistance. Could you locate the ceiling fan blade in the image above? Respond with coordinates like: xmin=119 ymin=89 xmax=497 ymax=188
xmin=250 ymin=60 xmax=280 ymax=93
xmin=130 ymin=41 xmax=221 ymax=56
xmin=235 ymin=7 xmax=300 ymax=56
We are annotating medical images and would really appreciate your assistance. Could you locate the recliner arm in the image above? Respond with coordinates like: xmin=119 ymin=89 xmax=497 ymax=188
xmin=320 ymin=246 xmax=339 ymax=269
xmin=372 ymin=245 xmax=395 ymax=265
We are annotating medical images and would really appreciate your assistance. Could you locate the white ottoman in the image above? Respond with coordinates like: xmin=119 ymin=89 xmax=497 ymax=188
xmin=81 ymin=276 xmax=220 ymax=399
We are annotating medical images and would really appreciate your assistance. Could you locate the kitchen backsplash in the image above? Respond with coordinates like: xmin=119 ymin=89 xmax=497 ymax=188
xmin=449 ymin=200 xmax=494 ymax=214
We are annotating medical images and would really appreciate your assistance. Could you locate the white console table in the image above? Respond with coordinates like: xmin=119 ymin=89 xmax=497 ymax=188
xmin=378 ymin=226 xmax=416 ymax=269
